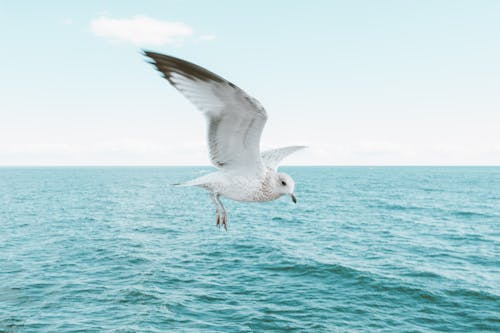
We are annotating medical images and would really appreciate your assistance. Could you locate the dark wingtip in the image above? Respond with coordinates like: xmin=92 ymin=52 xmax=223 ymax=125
xmin=142 ymin=51 xmax=160 ymax=69
xmin=142 ymin=50 xmax=162 ymax=61
xmin=141 ymin=50 xmax=228 ymax=85
xmin=143 ymin=50 xmax=169 ymax=60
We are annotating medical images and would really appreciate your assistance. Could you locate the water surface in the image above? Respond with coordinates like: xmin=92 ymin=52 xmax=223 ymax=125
xmin=0 ymin=167 xmax=499 ymax=332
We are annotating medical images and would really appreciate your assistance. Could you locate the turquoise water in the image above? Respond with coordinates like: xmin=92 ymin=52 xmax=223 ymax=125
xmin=0 ymin=167 xmax=499 ymax=332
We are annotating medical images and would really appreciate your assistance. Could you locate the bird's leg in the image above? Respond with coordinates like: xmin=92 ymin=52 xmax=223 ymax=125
xmin=210 ymin=192 xmax=221 ymax=227
xmin=215 ymin=194 xmax=228 ymax=231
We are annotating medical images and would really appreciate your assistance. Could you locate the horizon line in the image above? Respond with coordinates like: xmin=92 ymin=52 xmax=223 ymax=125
xmin=1 ymin=165 xmax=499 ymax=168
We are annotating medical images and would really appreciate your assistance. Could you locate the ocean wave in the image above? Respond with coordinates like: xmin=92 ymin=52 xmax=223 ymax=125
xmin=368 ymin=200 xmax=425 ymax=211
xmin=117 ymin=288 xmax=162 ymax=304
xmin=401 ymin=270 xmax=444 ymax=280
xmin=450 ymin=210 xmax=494 ymax=218
xmin=257 ymin=258 xmax=373 ymax=283
xmin=419 ymin=187 xmax=445 ymax=193
xmin=257 ymin=258 xmax=459 ymax=307
xmin=444 ymin=287 xmax=499 ymax=302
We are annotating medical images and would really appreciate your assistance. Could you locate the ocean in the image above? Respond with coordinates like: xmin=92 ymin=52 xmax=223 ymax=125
xmin=0 ymin=167 xmax=498 ymax=332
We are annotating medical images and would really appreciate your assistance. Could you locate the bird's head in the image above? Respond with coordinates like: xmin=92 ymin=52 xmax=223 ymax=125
xmin=275 ymin=172 xmax=297 ymax=203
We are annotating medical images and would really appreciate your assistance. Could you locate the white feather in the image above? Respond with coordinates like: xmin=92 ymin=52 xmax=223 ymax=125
xmin=145 ymin=52 xmax=267 ymax=175
xmin=261 ymin=146 xmax=307 ymax=170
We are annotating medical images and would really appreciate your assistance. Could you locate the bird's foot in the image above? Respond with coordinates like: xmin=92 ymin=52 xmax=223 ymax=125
xmin=221 ymin=214 xmax=228 ymax=231
xmin=216 ymin=213 xmax=220 ymax=228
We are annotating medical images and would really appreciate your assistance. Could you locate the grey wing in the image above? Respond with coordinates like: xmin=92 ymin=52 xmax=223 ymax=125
xmin=261 ymin=146 xmax=307 ymax=170
xmin=144 ymin=51 xmax=267 ymax=173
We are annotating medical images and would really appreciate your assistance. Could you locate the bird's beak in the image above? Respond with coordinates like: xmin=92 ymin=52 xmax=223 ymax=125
xmin=290 ymin=193 xmax=297 ymax=204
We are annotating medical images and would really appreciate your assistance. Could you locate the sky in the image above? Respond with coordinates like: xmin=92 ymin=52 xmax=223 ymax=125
xmin=1 ymin=0 xmax=499 ymax=166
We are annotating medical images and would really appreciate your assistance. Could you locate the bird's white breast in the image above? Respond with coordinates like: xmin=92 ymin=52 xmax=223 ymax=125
xmin=216 ymin=171 xmax=280 ymax=202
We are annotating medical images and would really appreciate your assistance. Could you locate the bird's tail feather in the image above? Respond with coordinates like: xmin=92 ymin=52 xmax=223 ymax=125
xmin=171 ymin=177 xmax=208 ymax=187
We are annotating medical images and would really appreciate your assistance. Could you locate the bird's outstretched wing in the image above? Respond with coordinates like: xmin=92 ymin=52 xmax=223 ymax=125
xmin=261 ymin=146 xmax=307 ymax=170
xmin=144 ymin=51 xmax=267 ymax=173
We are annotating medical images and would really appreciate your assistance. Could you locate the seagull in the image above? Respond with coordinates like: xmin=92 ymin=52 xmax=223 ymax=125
xmin=144 ymin=51 xmax=305 ymax=230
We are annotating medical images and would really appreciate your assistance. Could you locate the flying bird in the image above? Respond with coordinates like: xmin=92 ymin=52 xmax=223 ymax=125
xmin=144 ymin=51 xmax=305 ymax=230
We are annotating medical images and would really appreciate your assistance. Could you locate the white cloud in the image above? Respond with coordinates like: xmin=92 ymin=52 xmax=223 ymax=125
xmin=90 ymin=15 xmax=194 ymax=45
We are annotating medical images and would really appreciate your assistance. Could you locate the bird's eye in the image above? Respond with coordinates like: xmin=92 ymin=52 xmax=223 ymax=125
xmin=281 ymin=181 xmax=287 ymax=186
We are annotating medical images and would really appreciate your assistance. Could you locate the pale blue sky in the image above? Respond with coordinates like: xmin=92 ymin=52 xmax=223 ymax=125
xmin=1 ymin=1 xmax=499 ymax=165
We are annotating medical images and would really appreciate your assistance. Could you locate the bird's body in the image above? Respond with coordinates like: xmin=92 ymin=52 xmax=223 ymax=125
xmin=181 ymin=168 xmax=282 ymax=203
xmin=144 ymin=51 xmax=305 ymax=229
